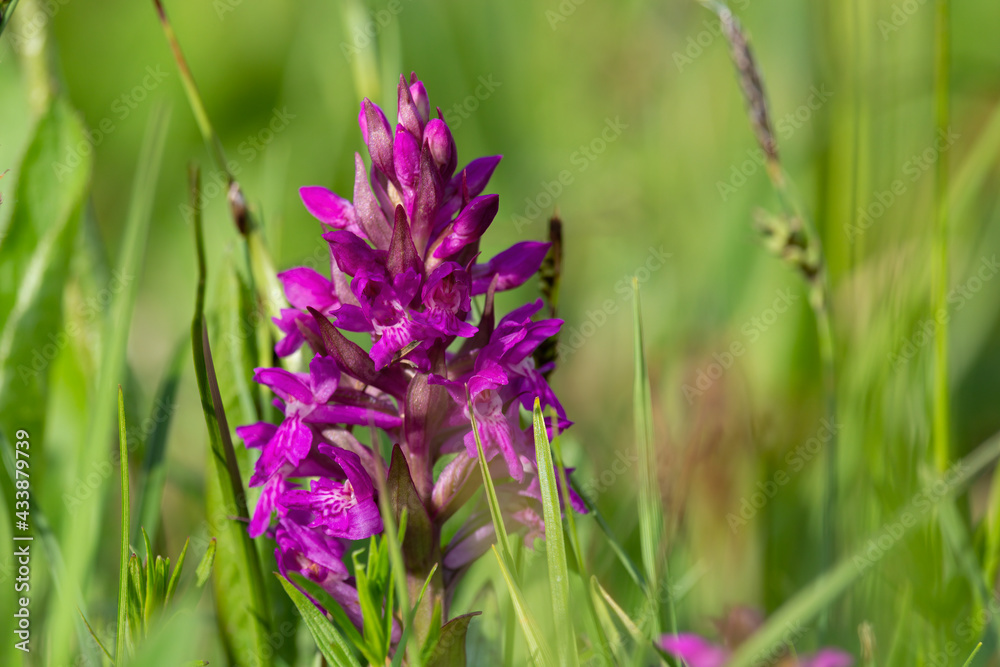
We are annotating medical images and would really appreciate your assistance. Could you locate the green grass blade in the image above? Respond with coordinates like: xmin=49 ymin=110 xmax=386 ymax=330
xmin=391 ymin=562 xmax=439 ymax=667
xmin=164 ymin=538 xmax=189 ymax=605
xmin=278 ymin=575 xmax=361 ymax=667
xmin=153 ymin=0 xmax=287 ymax=335
xmin=986 ymin=463 xmax=1000 ymax=585
xmin=352 ymin=546 xmax=388 ymax=663
xmin=631 ymin=280 xmax=674 ymax=638
xmin=79 ymin=608 xmax=115 ymax=663
xmin=961 ymin=642 xmax=983 ymax=667
xmin=549 ymin=413 xmax=614 ymax=665
xmin=931 ymin=0 xmax=951 ymax=473
xmin=189 ymin=164 xmax=273 ymax=664
xmin=194 ymin=537 xmax=216 ymax=588
xmin=532 ymin=399 xmax=579 ymax=667
xmin=591 ymin=577 xmax=643 ymax=643
xmin=49 ymin=103 xmax=169 ymax=665
xmin=152 ymin=0 xmax=227 ymax=172
xmin=127 ymin=553 xmax=144 ymax=645
xmin=491 ymin=545 xmax=558 ymax=667
xmin=135 ymin=337 xmax=187 ymax=545
xmin=549 ymin=412 xmax=585 ymax=576
xmin=587 ymin=579 xmax=630 ymax=667
xmin=142 ymin=527 xmax=155 ymax=628
xmin=116 ymin=387 xmax=131 ymax=666
xmin=469 ymin=398 xmax=515 ymax=569
xmin=727 ymin=431 xmax=1000 ymax=667
xmin=567 ymin=476 xmax=645 ymax=589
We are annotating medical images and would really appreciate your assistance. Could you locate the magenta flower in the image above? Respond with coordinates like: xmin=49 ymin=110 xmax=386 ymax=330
xmin=279 ymin=446 xmax=383 ymax=541
xmin=238 ymin=73 xmax=584 ymax=628
xmin=243 ymin=355 xmax=401 ymax=487
xmin=659 ymin=606 xmax=854 ymax=667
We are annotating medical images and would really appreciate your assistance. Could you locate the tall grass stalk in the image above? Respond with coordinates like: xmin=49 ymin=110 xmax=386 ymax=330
xmin=632 ymin=281 xmax=676 ymax=645
xmin=931 ymin=0 xmax=951 ymax=472
xmin=114 ymin=388 xmax=130 ymax=666
xmin=190 ymin=164 xmax=274 ymax=664
xmin=703 ymin=0 xmax=841 ymax=604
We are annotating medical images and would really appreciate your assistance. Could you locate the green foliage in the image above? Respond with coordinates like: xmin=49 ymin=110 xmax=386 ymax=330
xmin=190 ymin=165 xmax=273 ymax=666
xmin=531 ymin=399 xmax=579 ymax=667
xmin=278 ymin=575 xmax=360 ymax=667
xmin=0 ymin=95 xmax=94 ymax=666
xmin=7 ymin=1 xmax=1000 ymax=665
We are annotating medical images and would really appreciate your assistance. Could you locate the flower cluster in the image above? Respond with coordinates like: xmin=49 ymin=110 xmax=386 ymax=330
xmin=237 ymin=73 xmax=584 ymax=623
xmin=659 ymin=607 xmax=853 ymax=667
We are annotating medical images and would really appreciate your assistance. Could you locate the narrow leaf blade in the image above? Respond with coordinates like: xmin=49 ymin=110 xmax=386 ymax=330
xmin=278 ymin=575 xmax=361 ymax=667
xmin=116 ymin=388 xmax=130 ymax=666
xmin=532 ymin=399 xmax=578 ymax=666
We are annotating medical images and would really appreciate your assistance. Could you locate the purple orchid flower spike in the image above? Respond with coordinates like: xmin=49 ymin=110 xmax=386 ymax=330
xmin=239 ymin=73 xmax=586 ymax=637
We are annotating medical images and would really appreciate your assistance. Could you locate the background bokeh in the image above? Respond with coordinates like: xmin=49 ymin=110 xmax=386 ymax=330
xmin=3 ymin=0 xmax=1000 ymax=664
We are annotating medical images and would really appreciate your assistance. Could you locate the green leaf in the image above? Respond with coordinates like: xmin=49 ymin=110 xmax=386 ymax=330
xmin=387 ymin=445 xmax=435 ymax=575
xmin=352 ymin=547 xmax=388 ymax=665
xmin=154 ymin=0 xmax=287 ymax=343
xmin=116 ymin=388 xmax=131 ymax=666
xmin=491 ymin=545 xmax=557 ymax=667
xmin=194 ymin=537 xmax=216 ymax=588
xmin=142 ymin=528 xmax=156 ymax=629
xmin=468 ymin=399 xmax=515 ymax=569
xmin=127 ymin=553 xmax=144 ymax=646
xmin=189 ymin=165 xmax=273 ymax=665
xmin=549 ymin=414 xmax=613 ymax=665
xmin=391 ymin=561 xmax=439 ymax=667
xmin=631 ymin=280 xmax=674 ymax=638
xmin=124 ymin=586 xmax=205 ymax=667
xmin=590 ymin=577 xmax=643 ymax=643
xmin=277 ymin=575 xmax=361 ymax=667
xmin=419 ymin=602 xmax=443 ymax=666
xmin=164 ymin=538 xmax=190 ymax=605
xmin=424 ymin=612 xmax=480 ymax=667
xmin=295 ymin=574 xmax=367 ymax=654
xmin=586 ymin=579 xmax=629 ymax=667
xmin=531 ymin=399 xmax=579 ymax=667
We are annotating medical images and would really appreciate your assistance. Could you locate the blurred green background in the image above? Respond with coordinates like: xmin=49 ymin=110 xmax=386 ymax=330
xmin=3 ymin=0 xmax=1000 ymax=664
